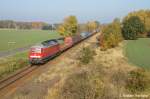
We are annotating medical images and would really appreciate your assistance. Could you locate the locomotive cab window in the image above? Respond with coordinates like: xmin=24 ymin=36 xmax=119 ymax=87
xmin=48 ymin=40 xmax=58 ymax=46
xmin=42 ymin=40 xmax=58 ymax=47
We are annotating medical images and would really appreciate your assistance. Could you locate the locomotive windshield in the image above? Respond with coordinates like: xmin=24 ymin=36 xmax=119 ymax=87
xmin=31 ymin=47 xmax=41 ymax=53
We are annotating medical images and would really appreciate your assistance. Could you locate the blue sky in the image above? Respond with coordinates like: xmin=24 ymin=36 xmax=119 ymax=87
xmin=0 ymin=0 xmax=150 ymax=23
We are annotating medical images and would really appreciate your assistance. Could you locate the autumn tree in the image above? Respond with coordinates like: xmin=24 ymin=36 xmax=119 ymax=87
xmin=122 ymin=16 xmax=145 ymax=40
xmin=86 ymin=21 xmax=99 ymax=32
xmin=101 ymin=18 xmax=123 ymax=50
xmin=57 ymin=16 xmax=78 ymax=37
xmin=57 ymin=25 xmax=66 ymax=36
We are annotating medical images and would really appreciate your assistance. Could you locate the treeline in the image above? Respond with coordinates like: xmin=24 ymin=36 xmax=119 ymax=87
xmin=0 ymin=19 xmax=100 ymax=32
xmin=100 ymin=9 xmax=150 ymax=50
xmin=0 ymin=20 xmax=56 ymax=30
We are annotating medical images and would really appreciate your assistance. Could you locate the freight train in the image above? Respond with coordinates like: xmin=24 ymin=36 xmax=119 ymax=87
xmin=29 ymin=32 xmax=96 ymax=65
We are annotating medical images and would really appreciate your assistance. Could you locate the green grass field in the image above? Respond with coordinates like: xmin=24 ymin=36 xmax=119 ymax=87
xmin=125 ymin=38 xmax=150 ymax=69
xmin=0 ymin=29 xmax=61 ymax=52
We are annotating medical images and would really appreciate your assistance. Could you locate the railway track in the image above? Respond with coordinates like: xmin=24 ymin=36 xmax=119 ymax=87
xmin=0 ymin=32 xmax=98 ymax=98
xmin=0 ymin=65 xmax=39 ymax=90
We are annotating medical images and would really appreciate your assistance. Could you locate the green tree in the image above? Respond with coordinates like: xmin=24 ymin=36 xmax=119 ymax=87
xmin=57 ymin=16 xmax=78 ymax=37
xmin=122 ymin=16 xmax=145 ymax=40
xmin=124 ymin=10 xmax=150 ymax=35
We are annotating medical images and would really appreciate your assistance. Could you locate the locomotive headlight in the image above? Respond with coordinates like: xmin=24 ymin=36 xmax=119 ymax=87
xmin=30 ymin=55 xmax=41 ymax=58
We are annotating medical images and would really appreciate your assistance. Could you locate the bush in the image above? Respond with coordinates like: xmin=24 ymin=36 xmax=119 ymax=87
xmin=79 ymin=47 xmax=96 ymax=64
xmin=125 ymin=69 xmax=149 ymax=93
xmin=59 ymin=72 xmax=92 ymax=99
xmin=57 ymin=70 xmax=105 ymax=99
xmin=46 ymin=64 xmax=121 ymax=99
xmin=122 ymin=16 xmax=145 ymax=40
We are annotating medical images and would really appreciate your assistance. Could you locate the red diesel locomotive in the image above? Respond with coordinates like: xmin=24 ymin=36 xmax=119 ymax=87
xmin=29 ymin=37 xmax=74 ymax=64
xmin=29 ymin=32 xmax=94 ymax=65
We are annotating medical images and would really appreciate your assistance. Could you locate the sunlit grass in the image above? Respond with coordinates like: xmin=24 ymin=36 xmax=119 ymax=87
xmin=0 ymin=51 xmax=29 ymax=79
xmin=0 ymin=29 xmax=61 ymax=51
xmin=125 ymin=38 xmax=150 ymax=69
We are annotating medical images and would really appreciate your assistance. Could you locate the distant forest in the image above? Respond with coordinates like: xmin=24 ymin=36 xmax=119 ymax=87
xmin=0 ymin=20 xmax=101 ymax=33
xmin=0 ymin=20 xmax=60 ymax=30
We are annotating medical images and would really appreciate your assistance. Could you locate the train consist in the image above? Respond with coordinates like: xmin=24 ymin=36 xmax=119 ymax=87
xmin=29 ymin=32 xmax=96 ymax=64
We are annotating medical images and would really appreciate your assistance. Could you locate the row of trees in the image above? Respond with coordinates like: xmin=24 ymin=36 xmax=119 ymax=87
xmin=57 ymin=16 xmax=100 ymax=37
xmin=0 ymin=20 xmax=54 ymax=30
xmin=0 ymin=17 xmax=100 ymax=34
xmin=101 ymin=10 xmax=150 ymax=50
xmin=56 ymin=11 xmax=147 ymax=50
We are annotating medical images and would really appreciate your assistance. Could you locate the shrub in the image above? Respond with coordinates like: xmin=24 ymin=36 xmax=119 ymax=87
xmin=58 ymin=70 xmax=105 ymax=99
xmin=59 ymin=72 xmax=92 ymax=99
xmin=125 ymin=69 xmax=149 ymax=93
xmin=79 ymin=47 xmax=96 ymax=64
xmin=112 ymin=70 xmax=127 ymax=88
xmin=122 ymin=16 xmax=145 ymax=40
xmin=46 ymin=64 xmax=121 ymax=99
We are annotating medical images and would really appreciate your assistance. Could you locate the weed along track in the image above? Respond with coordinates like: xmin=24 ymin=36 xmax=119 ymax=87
xmin=0 ymin=65 xmax=38 ymax=90
xmin=0 ymin=65 xmax=42 ymax=98
xmin=0 ymin=32 xmax=99 ymax=98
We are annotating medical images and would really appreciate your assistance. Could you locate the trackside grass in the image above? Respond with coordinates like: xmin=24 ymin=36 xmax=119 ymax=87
xmin=0 ymin=29 xmax=61 ymax=52
xmin=0 ymin=51 xmax=28 ymax=79
xmin=125 ymin=38 xmax=150 ymax=69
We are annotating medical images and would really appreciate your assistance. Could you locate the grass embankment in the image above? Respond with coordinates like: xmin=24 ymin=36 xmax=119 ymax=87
xmin=0 ymin=29 xmax=60 ymax=52
xmin=0 ymin=51 xmax=28 ymax=79
xmin=46 ymin=43 xmax=150 ymax=99
xmin=9 ymin=33 xmax=150 ymax=99
xmin=125 ymin=38 xmax=150 ymax=69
